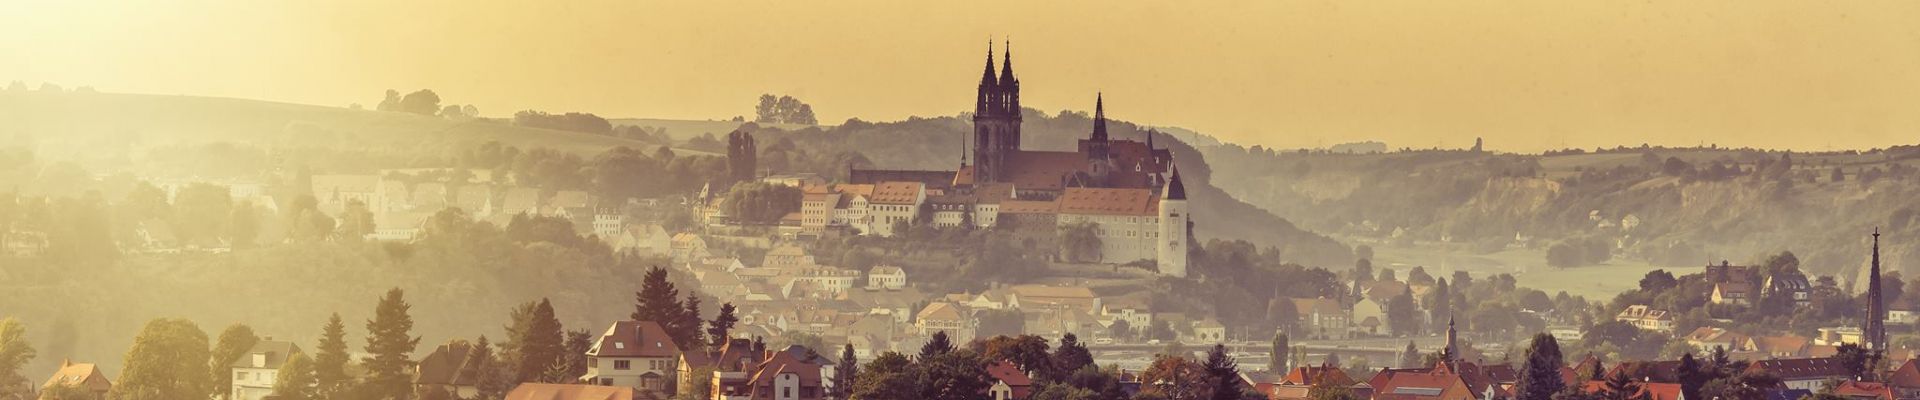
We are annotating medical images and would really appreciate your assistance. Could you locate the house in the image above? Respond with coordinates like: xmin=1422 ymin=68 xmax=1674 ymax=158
xmin=1190 ymin=320 xmax=1227 ymax=343
xmin=415 ymin=340 xmax=485 ymax=399
xmin=1614 ymin=305 xmax=1674 ymax=333
xmin=985 ymin=361 xmax=1034 ymax=400
xmin=1369 ymin=369 xmax=1476 ymax=400
xmin=1291 ymin=297 xmax=1351 ymax=339
xmin=1763 ymin=271 xmax=1813 ymax=308
xmin=503 ymin=383 xmax=636 ymax=400
xmin=1744 ymin=335 xmax=1814 ymax=358
xmin=867 ymin=266 xmax=907 ymax=290
xmin=1102 ymin=296 xmax=1154 ymax=333
xmin=763 ymin=245 xmax=817 ymax=268
xmin=230 ymin=340 xmax=303 ymax=400
xmin=1704 ymin=262 xmax=1758 ymax=305
xmin=1831 ymin=381 xmax=1895 ymax=400
xmin=1885 ymin=358 xmax=1920 ymax=400
xmin=1268 ymin=364 xmax=1353 ymax=399
xmin=1576 ymin=381 xmax=1685 ymax=400
xmin=1745 ymin=358 xmax=1852 ymax=391
xmin=682 ymin=338 xmax=764 ymax=397
xmin=723 ymin=346 xmax=829 ymax=400
xmin=616 ymin=225 xmax=672 ymax=256
xmin=42 ymin=359 xmax=112 ymax=400
xmin=1352 ymin=297 xmax=1388 ymax=336
xmin=583 ymin=321 xmax=682 ymax=395
xmin=1682 ymin=327 xmax=1749 ymax=353
xmin=915 ymin=302 xmax=976 ymax=343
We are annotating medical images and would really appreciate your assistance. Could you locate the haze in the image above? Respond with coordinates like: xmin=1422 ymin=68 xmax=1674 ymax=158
xmin=4 ymin=0 xmax=1919 ymax=152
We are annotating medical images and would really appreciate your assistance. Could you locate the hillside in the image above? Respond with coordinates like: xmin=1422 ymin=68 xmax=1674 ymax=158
xmin=1201 ymin=143 xmax=1920 ymax=281
xmin=0 ymin=91 xmax=709 ymax=175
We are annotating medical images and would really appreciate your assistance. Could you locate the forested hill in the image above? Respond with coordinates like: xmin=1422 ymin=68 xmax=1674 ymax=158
xmin=721 ymin=109 xmax=1357 ymax=268
xmin=1199 ymin=142 xmax=1920 ymax=280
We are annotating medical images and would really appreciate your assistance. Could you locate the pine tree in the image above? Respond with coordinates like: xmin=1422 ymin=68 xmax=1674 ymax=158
xmin=633 ymin=267 xmax=694 ymax=347
xmin=682 ymin=294 xmax=707 ymax=348
xmin=1400 ymin=341 xmax=1421 ymax=368
xmin=473 ymin=336 xmax=512 ymax=400
xmin=1601 ymin=368 xmax=1644 ymax=400
xmin=920 ymin=331 xmax=954 ymax=360
xmin=1270 ymin=333 xmax=1290 ymax=372
xmin=1515 ymin=333 xmax=1564 ymax=400
xmin=209 ymin=324 xmax=260 ymax=400
xmin=363 ymin=288 xmax=421 ymax=400
xmin=313 ymin=313 xmax=351 ymax=397
xmin=708 ymin=303 xmax=740 ymax=347
xmin=512 ymin=299 xmax=566 ymax=384
xmin=1676 ymin=353 xmax=1704 ymax=400
xmin=834 ymin=344 xmax=858 ymax=400
xmin=1430 ymin=278 xmax=1452 ymax=331
xmin=561 ymin=329 xmax=593 ymax=380
xmin=1203 ymin=344 xmax=1241 ymax=400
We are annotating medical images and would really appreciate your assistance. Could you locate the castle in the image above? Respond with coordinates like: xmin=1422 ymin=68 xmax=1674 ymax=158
xmin=798 ymin=42 xmax=1193 ymax=277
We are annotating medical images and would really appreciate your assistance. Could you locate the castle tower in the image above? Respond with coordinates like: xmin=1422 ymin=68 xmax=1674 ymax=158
xmin=972 ymin=41 xmax=1022 ymax=183
xmin=1865 ymin=228 xmax=1888 ymax=350
xmin=1157 ymin=162 xmax=1190 ymax=278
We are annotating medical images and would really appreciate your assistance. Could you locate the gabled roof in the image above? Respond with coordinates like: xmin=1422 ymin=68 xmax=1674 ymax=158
xmin=415 ymin=340 xmax=483 ymax=386
xmin=986 ymin=360 xmax=1033 ymax=387
xmin=1002 ymin=151 xmax=1089 ymax=191
xmin=43 ymin=360 xmax=109 ymax=389
xmin=1606 ymin=361 xmax=1685 ymax=383
xmin=916 ymin=302 xmax=968 ymax=322
xmin=230 ymin=340 xmax=303 ymax=369
xmin=1057 ymin=187 xmax=1159 ymax=216
xmin=745 ymin=347 xmax=825 ymax=393
xmin=869 ymin=181 xmax=925 ymax=205
xmin=1832 ymin=381 xmax=1895 ymax=400
xmin=1888 ymin=358 xmax=1920 ymax=388
xmin=1281 ymin=365 xmax=1354 ymax=386
xmin=587 ymin=320 xmax=680 ymax=358
xmin=1746 ymin=357 xmax=1851 ymax=380
xmin=503 ymin=383 xmax=635 ymax=400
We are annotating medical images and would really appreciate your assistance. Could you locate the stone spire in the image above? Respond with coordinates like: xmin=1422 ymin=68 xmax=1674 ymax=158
xmin=999 ymin=39 xmax=1016 ymax=86
xmin=1865 ymin=228 xmax=1887 ymax=350
xmin=1162 ymin=162 xmax=1187 ymax=200
xmin=1092 ymin=93 xmax=1108 ymax=141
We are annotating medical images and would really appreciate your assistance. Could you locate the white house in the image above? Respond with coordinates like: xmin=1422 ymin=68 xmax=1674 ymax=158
xmin=230 ymin=340 xmax=302 ymax=400
xmin=867 ymin=266 xmax=907 ymax=290
xmin=583 ymin=321 xmax=682 ymax=396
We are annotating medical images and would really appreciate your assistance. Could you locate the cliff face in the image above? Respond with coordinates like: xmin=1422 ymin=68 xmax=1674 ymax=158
xmin=1201 ymin=144 xmax=1920 ymax=278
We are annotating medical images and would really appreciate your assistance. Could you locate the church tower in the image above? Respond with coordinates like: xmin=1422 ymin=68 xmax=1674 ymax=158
xmin=1441 ymin=317 xmax=1460 ymax=366
xmin=1157 ymin=162 xmax=1190 ymax=278
xmin=973 ymin=41 xmax=1022 ymax=183
xmin=1864 ymin=228 xmax=1888 ymax=350
xmin=1088 ymin=93 xmax=1111 ymax=161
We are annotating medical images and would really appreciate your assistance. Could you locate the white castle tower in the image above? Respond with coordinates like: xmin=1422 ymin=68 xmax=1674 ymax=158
xmin=1158 ymin=162 xmax=1190 ymax=277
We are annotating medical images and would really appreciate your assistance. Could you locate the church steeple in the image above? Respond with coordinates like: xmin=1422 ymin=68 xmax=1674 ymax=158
xmin=1092 ymin=93 xmax=1108 ymax=141
xmin=1162 ymin=162 xmax=1186 ymax=200
xmin=981 ymin=41 xmax=998 ymax=86
xmin=1442 ymin=316 xmax=1459 ymax=365
xmin=1866 ymin=228 xmax=1888 ymax=350
xmin=999 ymin=40 xmax=1016 ymax=85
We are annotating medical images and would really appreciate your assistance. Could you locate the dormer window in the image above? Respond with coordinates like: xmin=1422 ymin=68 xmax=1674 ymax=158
xmin=615 ymin=342 xmax=625 ymax=349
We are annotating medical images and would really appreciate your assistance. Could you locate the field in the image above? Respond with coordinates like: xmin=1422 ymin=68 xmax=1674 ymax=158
xmin=1368 ymin=241 xmax=1702 ymax=300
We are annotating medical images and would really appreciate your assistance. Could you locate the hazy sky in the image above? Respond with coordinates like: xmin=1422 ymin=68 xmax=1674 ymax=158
xmin=4 ymin=0 xmax=1919 ymax=152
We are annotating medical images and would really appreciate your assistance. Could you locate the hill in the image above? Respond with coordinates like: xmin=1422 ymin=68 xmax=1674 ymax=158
xmin=1200 ymin=142 xmax=1920 ymax=282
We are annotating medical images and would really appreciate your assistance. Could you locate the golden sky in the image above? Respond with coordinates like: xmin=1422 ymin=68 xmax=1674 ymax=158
xmin=4 ymin=0 xmax=1918 ymax=152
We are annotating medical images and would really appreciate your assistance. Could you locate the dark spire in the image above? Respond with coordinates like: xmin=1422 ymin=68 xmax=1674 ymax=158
xmin=1866 ymin=228 xmax=1887 ymax=350
xmin=1091 ymin=93 xmax=1108 ymax=141
xmin=1163 ymin=161 xmax=1187 ymax=200
xmin=1442 ymin=317 xmax=1459 ymax=364
xmin=999 ymin=39 xmax=1016 ymax=85
xmin=980 ymin=40 xmax=997 ymax=86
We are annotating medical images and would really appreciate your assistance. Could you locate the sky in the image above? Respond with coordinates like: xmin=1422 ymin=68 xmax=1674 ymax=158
xmin=3 ymin=0 xmax=1919 ymax=152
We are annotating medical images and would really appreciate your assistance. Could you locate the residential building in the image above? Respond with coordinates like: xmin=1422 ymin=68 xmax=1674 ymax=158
xmin=1615 ymin=305 xmax=1675 ymax=333
xmin=867 ymin=266 xmax=907 ymax=290
xmin=230 ymin=340 xmax=303 ymax=400
xmin=1746 ymin=358 xmax=1851 ymax=391
xmin=42 ymin=360 xmax=112 ymax=400
xmin=583 ymin=321 xmax=682 ymax=395
xmin=1682 ymin=327 xmax=1749 ymax=353
xmin=503 ymin=383 xmax=635 ymax=400
xmin=723 ymin=346 xmax=830 ymax=400
xmin=915 ymin=302 xmax=976 ymax=343
xmin=415 ymin=340 xmax=485 ymax=399
xmin=985 ymin=361 xmax=1033 ymax=400
xmin=1290 ymin=297 xmax=1351 ymax=339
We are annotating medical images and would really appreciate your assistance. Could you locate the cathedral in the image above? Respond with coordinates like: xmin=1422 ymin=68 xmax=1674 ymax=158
xmin=806 ymin=42 xmax=1193 ymax=277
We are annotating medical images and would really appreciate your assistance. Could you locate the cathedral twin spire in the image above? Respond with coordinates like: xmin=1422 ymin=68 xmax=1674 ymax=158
xmin=976 ymin=40 xmax=1020 ymax=118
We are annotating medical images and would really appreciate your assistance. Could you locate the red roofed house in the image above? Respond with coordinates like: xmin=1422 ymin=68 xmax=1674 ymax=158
xmin=985 ymin=361 xmax=1034 ymax=400
xmin=584 ymin=321 xmax=683 ymax=396
xmin=1745 ymin=358 xmax=1853 ymax=392
xmin=1578 ymin=381 xmax=1685 ymax=400
xmin=1370 ymin=369 xmax=1476 ymax=400
xmin=43 ymin=359 xmax=112 ymax=400
xmin=505 ymin=383 xmax=636 ymax=400
xmin=415 ymin=340 xmax=486 ymax=399
xmin=723 ymin=346 xmax=829 ymax=400
xmin=1269 ymin=364 xmax=1354 ymax=400
xmin=1832 ymin=381 xmax=1895 ymax=400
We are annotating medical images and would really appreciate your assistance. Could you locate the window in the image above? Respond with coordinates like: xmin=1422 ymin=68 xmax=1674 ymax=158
xmin=236 ymin=372 xmax=249 ymax=381
xmin=615 ymin=360 xmax=631 ymax=370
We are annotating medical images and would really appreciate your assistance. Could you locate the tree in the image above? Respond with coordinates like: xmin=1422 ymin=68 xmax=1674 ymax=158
xmin=979 ymin=335 xmax=1052 ymax=378
xmin=560 ymin=329 xmax=592 ymax=382
xmin=270 ymin=353 xmax=319 ymax=400
xmin=1141 ymin=355 xmax=1208 ymax=400
xmin=1147 ymin=320 xmax=1177 ymax=342
xmin=1386 ymin=292 xmax=1421 ymax=337
xmin=1429 ymin=278 xmax=1452 ymax=331
xmin=474 ymin=336 xmax=512 ymax=400
xmin=376 ymin=89 xmax=401 ymax=111
xmin=113 ymin=318 xmax=212 ymax=400
xmin=708 ymin=303 xmax=739 ymax=348
xmin=834 ymin=344 xmax=858 ymax=400
xmin=633 ymin=267 xmax=698 ymax=348
xmin=1515 ymin=333 xmax=1564 ymax=400
xmin=1109 ymin=320 xmax=1134 ymax=342
xmin=921 ymin=350 xmax=989 ymax=400
xmin=210 ymin=324 xmax=261 ymax=400
xmin=313 ymin=314 xmax=351 ymax=397
xmin=227 ymin=202 xmax=259 ymax=248
xmin=364 ymin=288 xmax=420 ymax=400
xmin=1833 ymin=343 xmax=1877 ymax=381
xmin=681 ymin=294 xmax=706 ymax=349
xmin=507 ymin=300 xmax=565 ymax=384
xmin=399 ymin=90 xmax=441 ymax=116
xmin=920 ymin=331 xmax=955 ymax=360
xmin=1270 ymin=333 xmax=1290 ymax=372
xmin=1400 ymin=342 xmax=1421 ymax=368
xmin=851 ymin=352 xmax=921 ymax=400
xmin=1675 ymin=353 xmax=1704 ymax=400
xmin=1052 ymin=333 xmax=1095 ymax=380
xmin=1600 ymin=368 xmax=1645 ymax=400
xmin=1203 ymin=345 xmax=1240 ymax=400
xmin=1060 ymin=222 xmax=1103 ymax=263
xmin=0 ymin=318 xmax=35 ymax=400
xmin=1305 ymin=378 xmax=1358 ymax=400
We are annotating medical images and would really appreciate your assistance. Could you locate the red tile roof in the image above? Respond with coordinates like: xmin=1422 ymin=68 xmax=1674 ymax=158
xmin=1281 ymin=365 xmax=1354 ymax=386
xmin=1003 ymin=151 xmax=1090 ymax=191
xmin=1833 ymin=381 xmax=1895 ymax=400
xmin=1888 ymin=358 xmax=1920 ymax=388
xmin=504 ymin=383 xmax=635 ymax=400
xmin=869 ymin=182 xmax=924 ymax=205
xmin=985 ymin=361 xmax=1034 ymax=399
xmin=587 ymin=321 xmax=680 ymax=358
xmin=1056 ymin=187 xmax=1159 ymax=216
